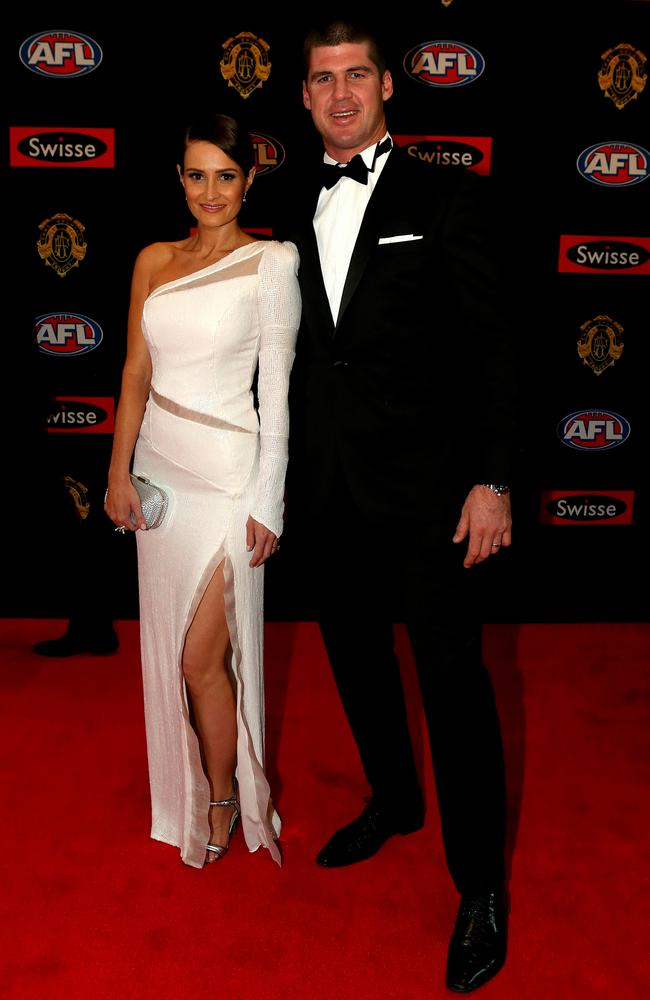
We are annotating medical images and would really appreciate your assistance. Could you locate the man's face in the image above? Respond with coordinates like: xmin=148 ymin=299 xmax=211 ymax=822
xmin=302 ymin=42 xmax=393 ymax=162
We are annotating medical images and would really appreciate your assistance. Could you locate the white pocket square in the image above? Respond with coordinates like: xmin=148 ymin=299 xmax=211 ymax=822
xmin=378 ymin=234 xmax=424 ymax=245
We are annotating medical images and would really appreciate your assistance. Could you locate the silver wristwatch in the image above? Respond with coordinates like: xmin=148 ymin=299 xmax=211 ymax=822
xmin=481 ymin=483 xmax=510 ymax=496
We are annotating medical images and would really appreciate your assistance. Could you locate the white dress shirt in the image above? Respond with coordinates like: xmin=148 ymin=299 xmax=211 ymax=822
xmin=313 ymin=133 xmax=392 ymax=323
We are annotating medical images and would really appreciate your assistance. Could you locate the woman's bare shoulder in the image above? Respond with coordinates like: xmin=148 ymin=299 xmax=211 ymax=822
xmin=132 ymin=240 xmax=189 ymax=290
xmin=135 ymin=240 xmax=184 ymax=271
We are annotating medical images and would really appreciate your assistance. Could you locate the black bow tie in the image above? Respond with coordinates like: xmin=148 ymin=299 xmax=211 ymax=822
xmin=321 ymin=153 xmax=369 ymax=189
xmin=320 ymin=137 xmax=392 ymax=190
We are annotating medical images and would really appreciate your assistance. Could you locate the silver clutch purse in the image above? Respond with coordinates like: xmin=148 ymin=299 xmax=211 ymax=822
xmin=130 ymin=473 xmax=169 ymax=529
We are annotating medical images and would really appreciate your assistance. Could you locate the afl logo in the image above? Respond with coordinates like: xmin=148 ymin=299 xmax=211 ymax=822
xmin=250 ymin=132 xmax=285 ymax=176
xmin=35 ymin=313 xmax=103 ymax=356
xmin=577 ymin=142 xmax=649 ymax=186
xmin=558 ymin=410 xmax=630 ymax=451
xmin=403 ymin=40 xmax=485 ymax=88
xmin=19 ymin=31 xmax=102 ymax=78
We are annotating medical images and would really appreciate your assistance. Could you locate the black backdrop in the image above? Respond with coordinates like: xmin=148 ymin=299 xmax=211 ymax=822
xmin=3 ymin=1 xmax=649 ymax=621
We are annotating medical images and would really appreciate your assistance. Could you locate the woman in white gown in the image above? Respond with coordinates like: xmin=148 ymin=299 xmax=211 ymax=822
xmin=105 ymin=114 xmax=300 ymax=868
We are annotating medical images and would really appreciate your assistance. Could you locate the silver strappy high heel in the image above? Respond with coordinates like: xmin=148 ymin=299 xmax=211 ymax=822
xmin=206 ymin=787 xmax=240 ymax=862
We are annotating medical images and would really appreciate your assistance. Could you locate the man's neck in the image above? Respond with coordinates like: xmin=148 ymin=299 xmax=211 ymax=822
xmin=324 ymin=131 xmax=390 ymax=165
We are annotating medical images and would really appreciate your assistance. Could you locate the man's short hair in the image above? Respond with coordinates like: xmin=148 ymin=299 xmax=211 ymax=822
xmin=303 ymin=20 xmax=388 ymax=78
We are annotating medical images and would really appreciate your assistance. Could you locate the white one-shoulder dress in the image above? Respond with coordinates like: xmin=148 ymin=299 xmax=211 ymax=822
xmin=133 ymin=240 xmax=300 ymax=868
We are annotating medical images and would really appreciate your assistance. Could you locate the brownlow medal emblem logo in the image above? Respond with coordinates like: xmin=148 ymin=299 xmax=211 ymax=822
xmin=220 ymin=31 xmax=271 ymax=99
xmin=37 ymin=213 xmax=87 ymax=277
xmin=577 ymin=315 xmax=624 ymax=375
xmin=64 ymin=475 xmax=90 ymax=520
xmin=598 ymin=43 xmax=647 ymax=109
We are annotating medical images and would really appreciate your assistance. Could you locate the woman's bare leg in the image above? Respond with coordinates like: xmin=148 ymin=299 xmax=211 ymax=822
xmin=182 ymin=561 xmax=238 ymax=862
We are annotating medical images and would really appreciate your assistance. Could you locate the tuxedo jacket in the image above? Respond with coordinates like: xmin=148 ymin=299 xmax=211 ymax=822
xmin=283 ymin=146 xmax=518 ymax=528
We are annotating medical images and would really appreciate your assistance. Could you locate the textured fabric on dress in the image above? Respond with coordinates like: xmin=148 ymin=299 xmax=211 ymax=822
xmin=133 ymin=240 xmax=300 ymax=868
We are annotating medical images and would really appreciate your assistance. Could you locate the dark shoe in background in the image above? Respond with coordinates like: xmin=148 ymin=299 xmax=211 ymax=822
xmin=446 ymin=887 xmax=508 ymax=993
xmin=316 ymin=796 xmax=424 ymax=868
xmin=33 ymin=621 xmax=119 ymax=657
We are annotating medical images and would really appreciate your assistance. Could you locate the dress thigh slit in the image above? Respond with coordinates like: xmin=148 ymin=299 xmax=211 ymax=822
xmin=135 ymin=417 xmax=281 ymax=867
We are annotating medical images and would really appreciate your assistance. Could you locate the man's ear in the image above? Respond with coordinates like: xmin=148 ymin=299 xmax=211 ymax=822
xmin=302 ymin=81 xmax=311 ymax=110
xmin=381 ymin=70 xmax=393 ymax=102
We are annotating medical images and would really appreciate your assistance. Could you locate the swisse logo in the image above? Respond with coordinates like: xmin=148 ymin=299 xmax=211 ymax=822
xmin=558 ymin=409 xmax=631 ymax=451
xmin=19 ymin=31 xmax=103 ymax=78
xmin=10 ymin=127 xmax=115 ymax=168
xmin=540 ymin=490 xmax=634 ymax=525
xmin=35 ymin=313 xmax=103 ymax=356
xmin=393 ymin=135 xmax=492 ymax=175
xmin=404 ymin=40 xmax=485 ymax=88
xmin=558 ymin=235 xmax=650 ymax=274
xmin=577 ymin=142 xmax=649 ymax=187
xmin=250 ymin=132 xmax=285 ymax=176
xmin=47 ymin=396 xmax=114 ymax=433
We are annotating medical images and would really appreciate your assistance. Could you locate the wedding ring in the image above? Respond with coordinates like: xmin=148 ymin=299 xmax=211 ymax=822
xmin=491 ymin=543 xmax=500 ymax=548
xmin=115 ymin=526 xmax=127 ymax=534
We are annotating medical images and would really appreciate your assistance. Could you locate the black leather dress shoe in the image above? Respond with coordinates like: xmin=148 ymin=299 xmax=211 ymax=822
xmin=446 ymin=889 xmax=507 ymax=993
xmin=33 ymin=629 xmax=119 ymax=657
xmin=316 ymin=797 xmax=424 ymax=867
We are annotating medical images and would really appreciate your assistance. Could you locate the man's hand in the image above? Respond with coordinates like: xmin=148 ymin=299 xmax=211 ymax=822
xmin=452 ymin=485 xmax=512 ymax=569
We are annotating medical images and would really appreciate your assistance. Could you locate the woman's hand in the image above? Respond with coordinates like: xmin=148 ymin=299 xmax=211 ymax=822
xmin=105 ymin=478 xmax=147 ymax=532
xmin=246 ymin=516 xmax=279 ymax=567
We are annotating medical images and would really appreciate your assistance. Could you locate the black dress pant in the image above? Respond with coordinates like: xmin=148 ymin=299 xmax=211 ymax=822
xmin=314 ymin=477 xmax=507 ymax=896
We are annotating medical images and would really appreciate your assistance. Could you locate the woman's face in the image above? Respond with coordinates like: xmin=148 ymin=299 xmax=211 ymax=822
xmin=178 ymin=141 xmax=254 ymax=229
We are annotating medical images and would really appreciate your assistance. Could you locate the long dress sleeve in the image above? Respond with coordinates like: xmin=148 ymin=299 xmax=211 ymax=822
xmin=249 ymin=241 xmax=301 ymax=537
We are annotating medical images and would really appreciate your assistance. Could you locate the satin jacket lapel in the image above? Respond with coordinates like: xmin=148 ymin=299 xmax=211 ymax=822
xmin=301 ymin=225 xmax=334 ymax=335
xmin=335 ymin=152 xmax=397 ymax=331
xmin=298 ymin=178 xmax=335 ymax=339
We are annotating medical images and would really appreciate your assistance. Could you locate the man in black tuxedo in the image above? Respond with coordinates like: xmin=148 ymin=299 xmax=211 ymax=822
xmin=286 ymin=20 xmax=517 ymax=993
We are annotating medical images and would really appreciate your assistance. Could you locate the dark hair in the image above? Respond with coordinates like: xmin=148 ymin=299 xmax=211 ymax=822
xmin=303 ymin=20 xmax=387 ymax=78
xmin=181 ymin=113 xmax=254 ymax=175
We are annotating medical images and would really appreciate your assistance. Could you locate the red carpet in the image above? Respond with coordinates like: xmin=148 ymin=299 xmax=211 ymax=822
xmin=0 ymin=619 xmax=648 ymax=999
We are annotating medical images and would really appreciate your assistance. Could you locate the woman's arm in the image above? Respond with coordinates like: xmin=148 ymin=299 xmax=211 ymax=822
xmin=104 ymin=247 xmax=156 ymax=532
xmin=247 ymin=241 xmax=301 ymax=566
